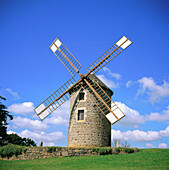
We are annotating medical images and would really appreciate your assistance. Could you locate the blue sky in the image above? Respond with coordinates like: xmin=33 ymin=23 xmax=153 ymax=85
xmin=1 ymin=0 xmax=169 ymax=148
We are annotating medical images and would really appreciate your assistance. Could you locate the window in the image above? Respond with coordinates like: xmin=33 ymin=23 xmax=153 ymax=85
xmin=78 ymin=110 xmax=84 ymax=120
xmin=79 ymin=92 xmax=85 ymax=100
xmin=76 ymin=107 xmax=86 ymax=122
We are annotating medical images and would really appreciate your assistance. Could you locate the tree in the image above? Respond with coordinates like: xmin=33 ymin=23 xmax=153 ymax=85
xmin=5 ymin=133 xmax=36 ymax=147
xmin=23 ymin=137 xmax=36 ymax=147
xmin=0 ymin=96 xmax=37 ymax=147
xmin=0 ymin=96 xmax=13 ymax=146
xmin=5 ymin=133 xmax=24 ymax=146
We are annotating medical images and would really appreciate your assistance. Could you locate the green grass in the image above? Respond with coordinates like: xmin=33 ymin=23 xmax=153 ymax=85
xmin=0 ymin=149 xmax=169 ymax=170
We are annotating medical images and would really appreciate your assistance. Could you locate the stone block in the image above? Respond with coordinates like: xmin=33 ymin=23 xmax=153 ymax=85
xmin=61 ymin=151 xmax=68 ymax=157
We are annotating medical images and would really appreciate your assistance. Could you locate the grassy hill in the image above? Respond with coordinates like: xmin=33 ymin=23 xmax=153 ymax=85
xmin=0 ymin=149 xmax=169 ymax=170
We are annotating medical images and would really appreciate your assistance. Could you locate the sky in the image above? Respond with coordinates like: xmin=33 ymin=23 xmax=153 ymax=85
xmin=1 ymin=0 xmax=169 ymax=148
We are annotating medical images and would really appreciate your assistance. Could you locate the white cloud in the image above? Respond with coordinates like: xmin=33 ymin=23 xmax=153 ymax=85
xmin=137 ymin=77 xmax=169 ymax=103
xmin=126 ymin=80 xmax=133 ymax=88
xmin=160 ymin=126 xmax=169 ymax=137
xmin=7 ymin=130 xmax=17 ymax=134
xmin=19 ymin=129 xmax=65 ymax=146
xmin=12 ymin=116 xmax=48 ymax=131
xmin=45 ymin=142 xmax=56 ymax=146
xmin=111 ymin=129 xmax=161 ymax=142
xmin=7 ymin=129 xmax=65 ymax=146
xmin=146 ymin=143 xmax=156 ymax=148
xmin=102 ymin=67 xmax=121 ymax=80
xmin=44 ymin=101 xmax=70 ymax=125
xmin=146 ymin=106 xmax=169 ymax=122
xmin=158 ymin=143 xmax=168 ymax=148
xmin=97 ymin=74 xmax=118 ymax=88
xmin=8 ymin=102 xmax=35 ymax=115
xmin=8 ymin=100 xmax=70 ymax=126
xmin=116 ymin=101 xmax=169 ymax=125
xmin=53 ymin=100 xmax=70 ymax=117
xmin=112 ymin=125 xmax=169 ymax=143
xmin=6 ymin=88 xmax=20 ymax=100
xmin=114 ymin=102 xmax=145 ymax=128
xmin=44 ymin=116 xmax=68 ymax=125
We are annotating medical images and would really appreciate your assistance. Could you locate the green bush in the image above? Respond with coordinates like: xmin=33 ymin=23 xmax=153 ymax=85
xmin=124 ymin=148 xmax=134 ymax=153
xmin=114 ymin=147 xmax=135 ymax=154
xmin=91 ymin=147 xmax=112 ymax=155
xmin=115 ymin=147 xmax=121 ymax=154
xmin=47 ymin=147 xmax=62 ymax=153
xmin=0 ymin=144 xmax=28 ymax=158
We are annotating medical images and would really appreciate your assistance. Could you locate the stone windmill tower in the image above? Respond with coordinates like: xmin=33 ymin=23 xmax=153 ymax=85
xmin=68 ymin=74 xmax=113 ymax=147
xmin=34 ymin=36 xmax=132 ymax=147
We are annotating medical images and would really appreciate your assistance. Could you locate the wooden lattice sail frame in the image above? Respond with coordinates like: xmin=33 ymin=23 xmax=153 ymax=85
xmin=35 ymin=36 xmax=132 ymax=124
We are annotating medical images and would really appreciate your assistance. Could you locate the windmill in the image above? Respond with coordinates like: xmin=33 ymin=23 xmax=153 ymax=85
xmin=35 ymin=36 xmax=132 ymax=147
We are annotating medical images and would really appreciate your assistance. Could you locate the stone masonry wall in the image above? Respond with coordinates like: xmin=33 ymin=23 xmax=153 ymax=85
xmin=0 ymin=147 xmax=102 ymax=160
xmin=68 ymin=87 xmax=112 ymax=147
xmin=0 ymin=147 xmax=139 ymax=161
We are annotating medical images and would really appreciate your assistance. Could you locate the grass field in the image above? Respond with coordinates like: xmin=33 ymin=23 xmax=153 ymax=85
xmin=0 ymin=149 xmax=169 ymax=170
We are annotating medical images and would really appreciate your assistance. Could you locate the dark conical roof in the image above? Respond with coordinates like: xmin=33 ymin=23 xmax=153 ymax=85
xmin=69 ymin=74 xmax=114 ymax=96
